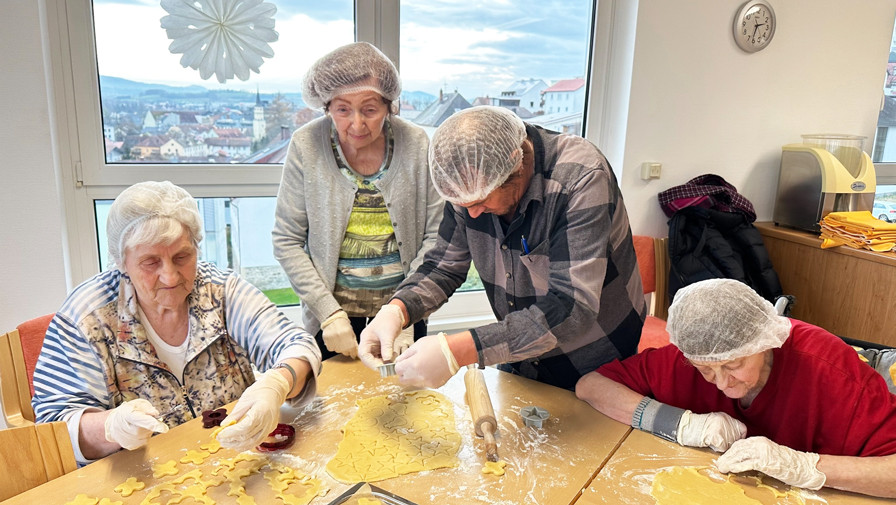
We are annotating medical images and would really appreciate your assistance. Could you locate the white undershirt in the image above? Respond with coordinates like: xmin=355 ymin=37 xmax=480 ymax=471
xmin=137 ymin=305 xmax=190 ymax=383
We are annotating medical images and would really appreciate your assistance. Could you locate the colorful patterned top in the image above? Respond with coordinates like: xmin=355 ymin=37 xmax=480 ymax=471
xmin=330 ymin=120 xmax=404 ymax=316
xmin=31 ymin=262 xmax=321 ymax=464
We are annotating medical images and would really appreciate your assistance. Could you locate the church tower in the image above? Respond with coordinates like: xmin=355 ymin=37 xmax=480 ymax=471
xmin=253 ymin=87 xmax=266 ymax=142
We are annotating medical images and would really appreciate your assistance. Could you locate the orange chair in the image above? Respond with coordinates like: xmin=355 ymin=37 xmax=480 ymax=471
xmin=632 ymin=236 xmax=671 ymax=352
xmin=0 ymin=313 xmax=53 ymax=427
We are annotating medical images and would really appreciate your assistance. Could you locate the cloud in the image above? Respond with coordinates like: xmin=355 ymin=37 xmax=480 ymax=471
xmin=92 ymin=0 xmax=593 ymax=98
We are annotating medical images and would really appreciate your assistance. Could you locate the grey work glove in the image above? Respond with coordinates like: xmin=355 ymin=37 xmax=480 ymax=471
xmin=716 ymin=436 xmax=826 ymax=490
xmin=104 ymin=398 xmax=169 ymax=450
xmin=320 ymin=310 xmax=358 ymax=359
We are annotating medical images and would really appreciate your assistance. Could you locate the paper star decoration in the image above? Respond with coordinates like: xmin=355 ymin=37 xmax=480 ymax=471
xmin=160 ymin=0 xmax=278 ymax=83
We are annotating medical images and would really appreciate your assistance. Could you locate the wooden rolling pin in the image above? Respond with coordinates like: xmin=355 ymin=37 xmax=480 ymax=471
xmin=464 ymin=364 xmax=499 ymax=462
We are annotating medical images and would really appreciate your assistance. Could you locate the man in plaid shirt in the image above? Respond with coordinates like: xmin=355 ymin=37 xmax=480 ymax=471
xmin=359 ymin=106 xmax=646 ymax=390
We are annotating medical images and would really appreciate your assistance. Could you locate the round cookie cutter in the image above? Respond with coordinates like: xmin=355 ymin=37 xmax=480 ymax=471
xmin=377 ymin=362 xmax=397 ymax=377
xmin=520 ymin=406 xmax=550 ymax=428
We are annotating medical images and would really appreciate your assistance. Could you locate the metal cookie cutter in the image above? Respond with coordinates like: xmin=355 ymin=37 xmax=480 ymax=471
xmin=377 ymin=362 xmax=396 ymax=377
xmin=520 ymin=406 xmax=550 ymax=428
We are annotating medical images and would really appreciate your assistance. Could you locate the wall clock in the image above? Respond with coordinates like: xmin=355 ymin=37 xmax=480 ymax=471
xmin=733 ymin=0 xmax=776 ymax=53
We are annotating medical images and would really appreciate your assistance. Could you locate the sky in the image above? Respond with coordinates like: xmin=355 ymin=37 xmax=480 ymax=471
xmin=92 ymin=0 xmax=592 ymax=100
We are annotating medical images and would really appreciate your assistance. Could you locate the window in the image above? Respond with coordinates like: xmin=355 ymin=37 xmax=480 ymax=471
xmin=399 ymin=1 xmax=594 ymax=137
xmin=51 ymin=0 xmax=604 ymax=330
xmin=873 ymin=18 xmax=896 ymax=213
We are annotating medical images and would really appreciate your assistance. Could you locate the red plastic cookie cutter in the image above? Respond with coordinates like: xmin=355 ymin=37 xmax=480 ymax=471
xmin=201 ymin=408 xmax=227 ymax=428
xmin=257 ymin=423 xmax=296 ymax=452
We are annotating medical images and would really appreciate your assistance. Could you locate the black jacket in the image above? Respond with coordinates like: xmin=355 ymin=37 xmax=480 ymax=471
xmin=667 ymin=206 xmax=782 ymax=303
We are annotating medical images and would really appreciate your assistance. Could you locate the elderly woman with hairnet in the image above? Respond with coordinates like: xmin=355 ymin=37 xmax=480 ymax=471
xmin=273 ymin=42 xmax=442 ymax=362
xmin=576 ymin=278 xmax=896 ymax=498
xmin=31 ymin=181 xmax=321 ymax=465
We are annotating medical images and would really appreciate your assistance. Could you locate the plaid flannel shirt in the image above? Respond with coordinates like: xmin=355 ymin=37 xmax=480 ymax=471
xmin=395 ymin=124 xmax=646 ymax=389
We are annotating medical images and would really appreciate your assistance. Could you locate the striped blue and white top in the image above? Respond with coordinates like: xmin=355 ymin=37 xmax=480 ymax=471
xmin=31 ymin=261 xmax=321 ymax=464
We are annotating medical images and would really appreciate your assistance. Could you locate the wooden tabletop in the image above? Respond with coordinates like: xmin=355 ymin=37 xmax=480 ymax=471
xmin=577 ymin=428 xmax=893 ymax=505
xmin=2 ymin=358 xmax=629 ymax=505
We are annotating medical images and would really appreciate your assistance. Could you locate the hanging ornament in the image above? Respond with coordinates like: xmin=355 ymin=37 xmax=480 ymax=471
xmin=160 ymin=0 xmax=278 ymax=84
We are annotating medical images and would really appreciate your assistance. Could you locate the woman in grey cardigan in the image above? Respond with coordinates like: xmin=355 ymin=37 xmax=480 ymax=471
xmin=273 ymin=42 xmax=443 ymax=361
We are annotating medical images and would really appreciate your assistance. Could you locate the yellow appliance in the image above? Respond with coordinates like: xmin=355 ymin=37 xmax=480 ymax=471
xmin=773 ymin=134 xmax=876 ymax=233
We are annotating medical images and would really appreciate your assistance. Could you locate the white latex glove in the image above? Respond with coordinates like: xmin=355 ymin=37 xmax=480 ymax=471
xmin=216 ymin=369 xmax=290 ymax=452
xmin=676 ymin=410 xmax=747 ymax=452
xmin=394 ymin=332 xmax=460 ymax=389
xmin=359 ymin=304 xmax=405 ymax=369
xmin=104 ymin=398 xmax=169 ymax=450
xmin=393 ymin=325 xmax=415 ymax=357
xmin=716 ymin=436 xmax=826 ymax=490
xmin=320 ymin=310 xmax=358 ymax=359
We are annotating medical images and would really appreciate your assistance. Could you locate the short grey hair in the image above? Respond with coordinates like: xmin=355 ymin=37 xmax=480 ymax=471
xmin=107 ymin=181 xmax=203 ymax=270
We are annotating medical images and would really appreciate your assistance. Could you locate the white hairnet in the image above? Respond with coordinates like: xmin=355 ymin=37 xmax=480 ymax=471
xmin=428 ymin=106 xmax=527 ymax=205
xmin=302 ymin=42 xmax=401 ymax=109
xmin=107 ymin=181 xmax=203 ymax=270
xmin=667 ymin=279 xmax=791 ymax=362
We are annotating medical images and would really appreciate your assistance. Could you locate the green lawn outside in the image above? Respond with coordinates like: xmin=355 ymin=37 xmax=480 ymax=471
xmin=261 ymin=265 xmax=484 ymax=306
xmin=262 ymin=287 xmax=301 ymax=306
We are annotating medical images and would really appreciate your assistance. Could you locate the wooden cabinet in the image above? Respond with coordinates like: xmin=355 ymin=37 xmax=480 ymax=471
xmin=756 ymin=221 xmax=896 ymax=347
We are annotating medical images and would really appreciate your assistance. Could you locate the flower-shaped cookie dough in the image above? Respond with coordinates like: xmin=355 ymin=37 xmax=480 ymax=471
xmin=113 ymin=477 xmax=145 ymax=497
xmin=482 ymin=460 xmax=508 ymax=476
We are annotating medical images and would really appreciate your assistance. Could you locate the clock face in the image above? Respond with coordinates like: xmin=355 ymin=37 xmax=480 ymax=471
xmin=734 ymin=1 xmax=776 ymax=53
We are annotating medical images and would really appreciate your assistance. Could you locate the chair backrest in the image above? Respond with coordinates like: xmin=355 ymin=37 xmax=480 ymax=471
xmin=632 ymin=235 xmax=670 ymax=321
xmin=0 ymin=421 xmax=77 ymax=501
xmin=0 ymin=313 xmax=52 ymax=427
xmin=17 ymin=313 xmax=53 ymax=396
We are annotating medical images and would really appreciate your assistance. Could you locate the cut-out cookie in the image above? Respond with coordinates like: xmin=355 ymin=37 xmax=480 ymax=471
xmin=113 ymin=477 xmax=145 ymax=497
xmin=482 ymin=460 xmax=508 ymax=476
xmin=64 ymin=495 xmax=98 ymax=505
xmin=152 ymin=459 xmax=179 ymax=478
xmin=180 ymin=449 xmax=211 ymax=465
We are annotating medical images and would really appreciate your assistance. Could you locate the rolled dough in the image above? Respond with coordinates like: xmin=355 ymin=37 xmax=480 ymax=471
xmin=326 ymin=390 xmax=462 ymax=483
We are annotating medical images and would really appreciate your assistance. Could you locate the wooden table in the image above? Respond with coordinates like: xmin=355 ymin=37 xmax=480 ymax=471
xmin=2 ymin=358 xmax=629 ymax=505
xmin=577 ymin=429 xmax=893 ymax=505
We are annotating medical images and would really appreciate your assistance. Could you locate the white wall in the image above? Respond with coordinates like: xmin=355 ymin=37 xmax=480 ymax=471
xmin=0 ymin=1 xmax=68 ymax=332
xmin=618 ymin=0 xmax=896 ymax=237
xmin=2 ymin=0 xmax=896 ymax=327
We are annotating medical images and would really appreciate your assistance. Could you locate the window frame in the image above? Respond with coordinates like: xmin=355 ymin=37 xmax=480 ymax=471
xmin=47 ymin=0 xmax=612 ymax=332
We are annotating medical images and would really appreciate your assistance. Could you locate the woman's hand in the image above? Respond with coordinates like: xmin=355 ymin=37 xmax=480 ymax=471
xmin=104 ymin=399 xmax=169 ymax=450
xmin=320 ymin=310 xmax=358 ymax=359
xmin=717 ymin=436 xmax=826 ymax=490
xmin=216 ymin=369 xmax=290 ymax=452
xmin=359 ymin=304 xmax=405 ymax=369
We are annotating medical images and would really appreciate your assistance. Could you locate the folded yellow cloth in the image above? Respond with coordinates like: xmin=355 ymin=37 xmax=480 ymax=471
xmin=819 ymin=211 xmax=896 ymax=252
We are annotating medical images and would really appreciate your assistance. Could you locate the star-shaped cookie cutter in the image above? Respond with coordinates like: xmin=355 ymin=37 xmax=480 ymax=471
xmin=520 ymin=406 xmax=550 ymax=428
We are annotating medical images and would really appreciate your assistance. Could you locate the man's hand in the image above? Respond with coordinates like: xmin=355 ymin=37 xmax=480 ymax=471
xmin=359 ymin=304 xmax=405 ymax=369
xmin=216 ymin=369 xmax=290 ymax=452
xmin=393 ymin=325 xmax=415 ymax=356
xmin=394 ymin=333 xmax=460 ymax=388
xmin=104 ymin=399 xmax=169 ymax=450
xmin=676 ymin=411 xmax=747 ymax=452
xmin=320 ymin=310 xmax=358 ymax=359
xmin=717 ymin=436 xmax=826 ymax=490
